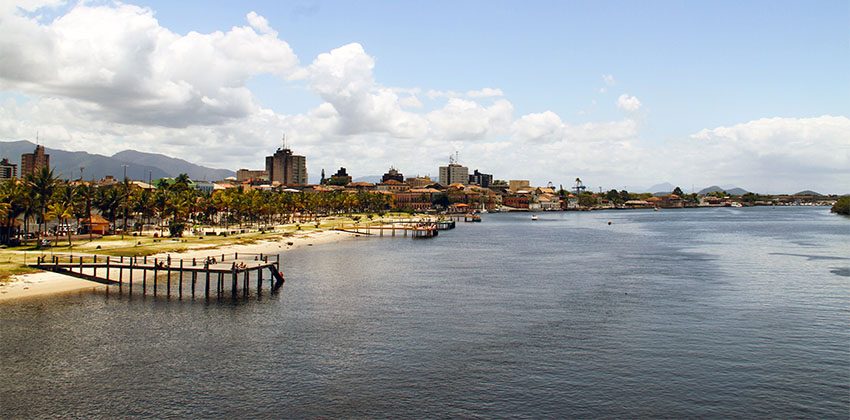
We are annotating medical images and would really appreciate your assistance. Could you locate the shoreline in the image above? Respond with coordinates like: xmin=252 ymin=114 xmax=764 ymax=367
xmin=0 ymin=229 xmax=361 ymax=303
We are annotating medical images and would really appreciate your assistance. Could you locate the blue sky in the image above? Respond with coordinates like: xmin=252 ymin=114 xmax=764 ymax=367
xmin=140 ymin=0 xmax=849 ymax=133
xmin=1 ymin=0 xmax=848 ymax=192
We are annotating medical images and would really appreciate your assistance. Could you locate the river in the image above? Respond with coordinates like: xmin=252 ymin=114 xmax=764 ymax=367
xmin=1 ymin=206 xmax=848 ymax=417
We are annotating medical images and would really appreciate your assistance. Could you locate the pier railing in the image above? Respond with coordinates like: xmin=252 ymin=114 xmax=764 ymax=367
xmin=29 ymin=252 xmax=284 ymax=299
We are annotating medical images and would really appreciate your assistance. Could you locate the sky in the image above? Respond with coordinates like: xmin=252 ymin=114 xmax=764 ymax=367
xmin=0 ymin=0 xmax=848 ymax=193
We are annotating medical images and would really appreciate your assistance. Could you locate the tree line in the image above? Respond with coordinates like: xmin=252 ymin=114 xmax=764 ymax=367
xmin=0 ymin=169 xmax=393 ymax=246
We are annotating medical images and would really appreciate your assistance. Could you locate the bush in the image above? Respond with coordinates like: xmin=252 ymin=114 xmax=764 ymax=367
xmin=831 ymin=196 xmax=850 ymax=215
xmin=169 ymin=222 xmax=186 ymax=237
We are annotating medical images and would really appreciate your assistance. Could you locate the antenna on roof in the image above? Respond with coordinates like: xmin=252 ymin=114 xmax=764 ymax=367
xmin=282 ymin=133 xmax=287 ymax=150
xmin=36 ymin=131 xmax=39 ymax=145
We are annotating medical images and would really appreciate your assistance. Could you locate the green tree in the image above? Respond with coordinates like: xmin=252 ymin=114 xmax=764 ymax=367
xmin=672 ymin=186 xmax=684 ymax=196
xmin=26 ymin=167 xmax=59 ymax=245
xmin=46 ymin=201 xmax=75 ymax=246
xmin=831 ymin=196 xmax=850 ymax=215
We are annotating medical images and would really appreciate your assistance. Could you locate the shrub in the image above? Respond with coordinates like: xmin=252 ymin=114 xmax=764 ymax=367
xmin=831 ymin=196 xmax=850 ymax=215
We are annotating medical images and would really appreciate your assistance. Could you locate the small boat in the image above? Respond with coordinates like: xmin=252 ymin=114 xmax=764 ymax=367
xmin=531 ymin=215 xmax=538 ymax=221
xmin=653 ymin=207 xmax=660 ymax=212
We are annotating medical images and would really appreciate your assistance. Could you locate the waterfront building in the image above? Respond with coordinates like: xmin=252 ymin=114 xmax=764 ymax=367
xmin=535 ymin=193 xmax=561 ymax=211
xmin=504 ymin=194 xmax=530 ymax=210
xmin=20 ymin=145 xmax=49 ymax=177
xmin=392 ymin=187 xmax=439 ymax=211
xmin=236 ymin=169 xmax=268 ymax=182
xmin=327 ymin=167 xmax=352 ymax=185
xmin=381 ymin=167 xmax=404 ymax=183
xmin=439 ymin=163 xmax=468 ymax=186
xmin=468 ymin=169 xmax=493 ymax=187
xmin=0 ymin=157 xmax=17 ymax=179
xmin=265 ymin=142 xmax=307 ymax=186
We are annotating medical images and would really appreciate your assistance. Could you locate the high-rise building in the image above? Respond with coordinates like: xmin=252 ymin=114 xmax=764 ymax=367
xmin=381 ymin=167 xmax=404 ymax=183
xmin=265 ymin=142 xmax=307 ymax=186
xmin=21 ymin=145 xmax=49 ymax=177
xmin=439 ymin=163 xmax=468 ymax=186
xmin=468 ymin=169 xmax=493 ymax=187
xmin=0 ymin=158 xmax=17 ymax=179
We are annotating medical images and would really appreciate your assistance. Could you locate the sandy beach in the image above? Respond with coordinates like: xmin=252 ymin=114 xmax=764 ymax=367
xmin=0 ymin=229 xmax=360 ymax=302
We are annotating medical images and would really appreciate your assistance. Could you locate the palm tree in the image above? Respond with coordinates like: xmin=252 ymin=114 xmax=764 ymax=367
xmin=27 ymin=167 xmax=59 ymax=245
xmin=0 ymin=180 xmax=28 ymax=244
xmin=75 ymin=182 xmax=95 ymax=241
xmin=46 ymin=201 xmax=75 ymax=247
xmin=94 ymin=185 xmax=122 ymax=233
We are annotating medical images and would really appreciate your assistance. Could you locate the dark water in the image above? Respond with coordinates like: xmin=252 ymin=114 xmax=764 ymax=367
xmin=2 ymin=207 xmax=848 ymax=418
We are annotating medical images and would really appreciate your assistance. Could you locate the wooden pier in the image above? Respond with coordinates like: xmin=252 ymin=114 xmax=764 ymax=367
xmin=334 ymin=221 xmax=443 ymax=238
xmin=444 ymin=213 xmax=482 ymax=222
xmin=29 ymin=252 xmax=285 ymax=300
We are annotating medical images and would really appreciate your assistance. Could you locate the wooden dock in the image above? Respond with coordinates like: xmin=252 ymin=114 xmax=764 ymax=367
xmin=334 ymin=221 xmax=442 ymax=238
xmin=29 ymin=252 xmax=285 ymax=299
xmin=444 ymin=213 xmax=482 ymax=222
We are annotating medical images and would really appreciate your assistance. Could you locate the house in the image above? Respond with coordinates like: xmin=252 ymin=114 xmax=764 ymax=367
xmin=537 ymin=193 xmax=561 ymax=211
xmin=79 ymin=214 xmax=110 ymax=235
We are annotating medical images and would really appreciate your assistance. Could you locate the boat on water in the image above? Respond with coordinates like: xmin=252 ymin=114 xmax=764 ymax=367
xmin=531 ymin=215 xmax=539 ymax=220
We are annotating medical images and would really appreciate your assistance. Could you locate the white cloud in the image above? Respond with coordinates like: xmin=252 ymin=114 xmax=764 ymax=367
xmin=0 ymin=3 xmax=300 ymax=127
xmin=398 ymin=95 xmax=423 ymax=109
xmin=602 ymin=74 xmax=616 ymax=85
xmin=616 ymin=94 xmax=641 ymax=112
xmin=427 ymin=98 xmax=513 ymax=141
xmin=512 ymin=111 xmax=564 ymax=144
xmin=307 ymin=42 xmax=427 ymax=138
xmin=246 ymin=11 xmax=276 ymax=35
xmin=426 ymin=88 xmax=503 ymax=99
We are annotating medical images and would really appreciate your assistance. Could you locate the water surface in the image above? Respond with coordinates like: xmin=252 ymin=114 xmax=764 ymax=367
xmin=1 ymin=207 xmax=848 ymax=417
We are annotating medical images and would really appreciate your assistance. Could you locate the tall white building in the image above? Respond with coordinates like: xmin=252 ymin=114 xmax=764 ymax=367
xmin=439 ymin=163 xmax=468 ymax=186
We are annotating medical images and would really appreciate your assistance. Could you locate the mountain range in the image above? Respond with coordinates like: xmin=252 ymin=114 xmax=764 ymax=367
xmin=0 ymin=140 xmax=234 ymax=181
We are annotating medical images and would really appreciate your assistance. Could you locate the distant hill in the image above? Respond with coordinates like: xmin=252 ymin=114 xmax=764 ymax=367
xmin=794 ymin=190 xmax=822 ymax=196
xmin=112 ymin=150 xmax=233 ymax=181
xmin=698 ymin=185 xmax=748 ymax=195
xmin=646 ymin=182 xmax=675 ymax=194
xmin=0 ymin=140 xmax=169 ymax=181
xmin=0 ymin=140 xmax=233 ymax=181
xmin=725 ymin=187 xmax=749 ymax=195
